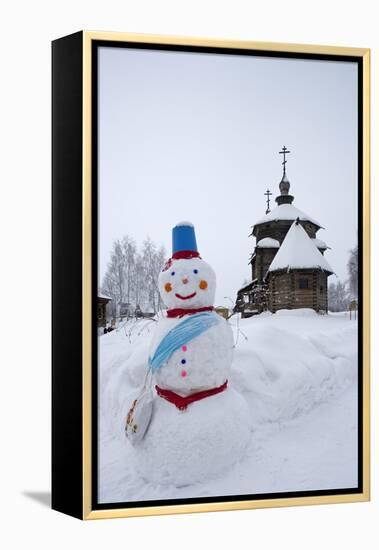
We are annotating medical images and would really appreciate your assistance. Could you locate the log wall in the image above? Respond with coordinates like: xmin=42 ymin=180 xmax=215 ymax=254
xmin=252 ymin=248 xmax=277 ymax=280
xmin=267 ymin=269 xmax=329 ymax=313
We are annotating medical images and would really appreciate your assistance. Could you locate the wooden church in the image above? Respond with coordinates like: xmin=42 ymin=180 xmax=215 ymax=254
xmin=235 ymin=147 xmax=334 ymax=316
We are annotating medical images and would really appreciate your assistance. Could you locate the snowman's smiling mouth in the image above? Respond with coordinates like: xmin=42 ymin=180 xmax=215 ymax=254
xmin=175 ymin=291 xmax=197 ymax=300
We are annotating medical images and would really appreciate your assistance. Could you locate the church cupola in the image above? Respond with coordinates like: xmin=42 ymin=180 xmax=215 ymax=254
xmin=276 ymin=145 xmax=294 ymax=206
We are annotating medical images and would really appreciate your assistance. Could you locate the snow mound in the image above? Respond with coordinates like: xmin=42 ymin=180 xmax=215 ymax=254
xmin=229 ymin=312 xmax=357 ymax=424
xmin=274 ymin=308 xmax=318 ymax=317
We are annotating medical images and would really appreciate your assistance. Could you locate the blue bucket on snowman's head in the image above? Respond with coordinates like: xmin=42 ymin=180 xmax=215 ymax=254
xmin=172 ymin=221 xmax=200 ymax=260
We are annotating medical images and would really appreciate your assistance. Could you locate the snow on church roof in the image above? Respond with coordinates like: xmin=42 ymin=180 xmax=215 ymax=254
xmin=256 ymin=237 xmax=280 ymax=248
xmin=255 ymin=203 xmax=322 ymax=228
xmin=311 ymin=237 xmax=329 ymax=249
xmin=267 ymin=221 xmax=333 ymax=274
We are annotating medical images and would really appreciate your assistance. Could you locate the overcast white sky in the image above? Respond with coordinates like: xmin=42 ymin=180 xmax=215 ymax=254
xmin=98 ymin=46 xmax=358 ymax=307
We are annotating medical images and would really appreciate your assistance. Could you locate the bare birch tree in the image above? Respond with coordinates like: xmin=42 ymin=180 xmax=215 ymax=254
xmin=101 ymin=235 xmax=166 ymax=316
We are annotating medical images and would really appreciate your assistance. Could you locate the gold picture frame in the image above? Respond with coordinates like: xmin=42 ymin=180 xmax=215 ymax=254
xmin=52 ymin=31 xmax=370 ymax=520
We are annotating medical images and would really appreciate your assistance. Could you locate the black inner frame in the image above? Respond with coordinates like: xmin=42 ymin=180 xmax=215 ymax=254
xmin=91 ymin=40 xmax=364 ymax=510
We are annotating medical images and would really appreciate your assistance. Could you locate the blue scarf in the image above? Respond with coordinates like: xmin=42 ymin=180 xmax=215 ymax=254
xmin=148 ymin=312 xmax=219 ymax=372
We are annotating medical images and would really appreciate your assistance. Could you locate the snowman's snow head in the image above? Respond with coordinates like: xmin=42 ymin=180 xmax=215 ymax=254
xmin=158 ymin=221 xmax=216 ymax=310
xmin=159 ymin=257 xmax=216 ymax=309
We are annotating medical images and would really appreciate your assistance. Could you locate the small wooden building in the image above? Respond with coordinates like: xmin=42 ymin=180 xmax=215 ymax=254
xmin=97 ymin=294 xmax=112 ymax=328
xmin=236 ymin=280 xmax=268 ymax=317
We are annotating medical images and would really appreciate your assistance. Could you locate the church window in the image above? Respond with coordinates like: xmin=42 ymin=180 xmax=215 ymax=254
xmin=299 ymin=278 xmax=309 ymax=289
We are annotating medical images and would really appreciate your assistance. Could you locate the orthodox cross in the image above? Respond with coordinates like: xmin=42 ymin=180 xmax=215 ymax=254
xmin=264 ymin=188 xmax=272 ymax=214
xmin=279 ymin=145 xmax=291 ymax=175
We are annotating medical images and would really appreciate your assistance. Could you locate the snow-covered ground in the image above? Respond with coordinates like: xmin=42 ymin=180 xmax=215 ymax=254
xmin=98 ymin=309 xmax=358 ymax=503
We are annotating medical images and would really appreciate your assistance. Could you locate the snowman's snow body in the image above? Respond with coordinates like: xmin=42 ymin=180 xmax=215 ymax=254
xmin=134 ymin=223 xmax=251 ymax=486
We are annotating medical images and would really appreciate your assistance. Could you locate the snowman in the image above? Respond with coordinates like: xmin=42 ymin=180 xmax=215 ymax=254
xmin=133 ymin=222 xmax=251 ymax=486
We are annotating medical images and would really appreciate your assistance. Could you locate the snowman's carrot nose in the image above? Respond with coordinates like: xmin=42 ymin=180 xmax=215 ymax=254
xmin=182 ymin=277 xmax=189 ymax=284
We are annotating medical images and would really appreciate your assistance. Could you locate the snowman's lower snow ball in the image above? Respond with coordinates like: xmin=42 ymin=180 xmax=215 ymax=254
xmin=129 ymin=221 xmax=251 ymax=487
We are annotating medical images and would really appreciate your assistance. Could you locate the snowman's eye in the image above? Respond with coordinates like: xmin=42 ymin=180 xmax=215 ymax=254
xmin=193 ymin=269 xmax=198 ymax=274
xmin=171 ymin=271 xmax=175 ymax=276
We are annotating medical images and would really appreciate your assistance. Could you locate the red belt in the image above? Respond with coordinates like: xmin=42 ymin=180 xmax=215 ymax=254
xmin=155 ymin=380 xmax=228 ymax=411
